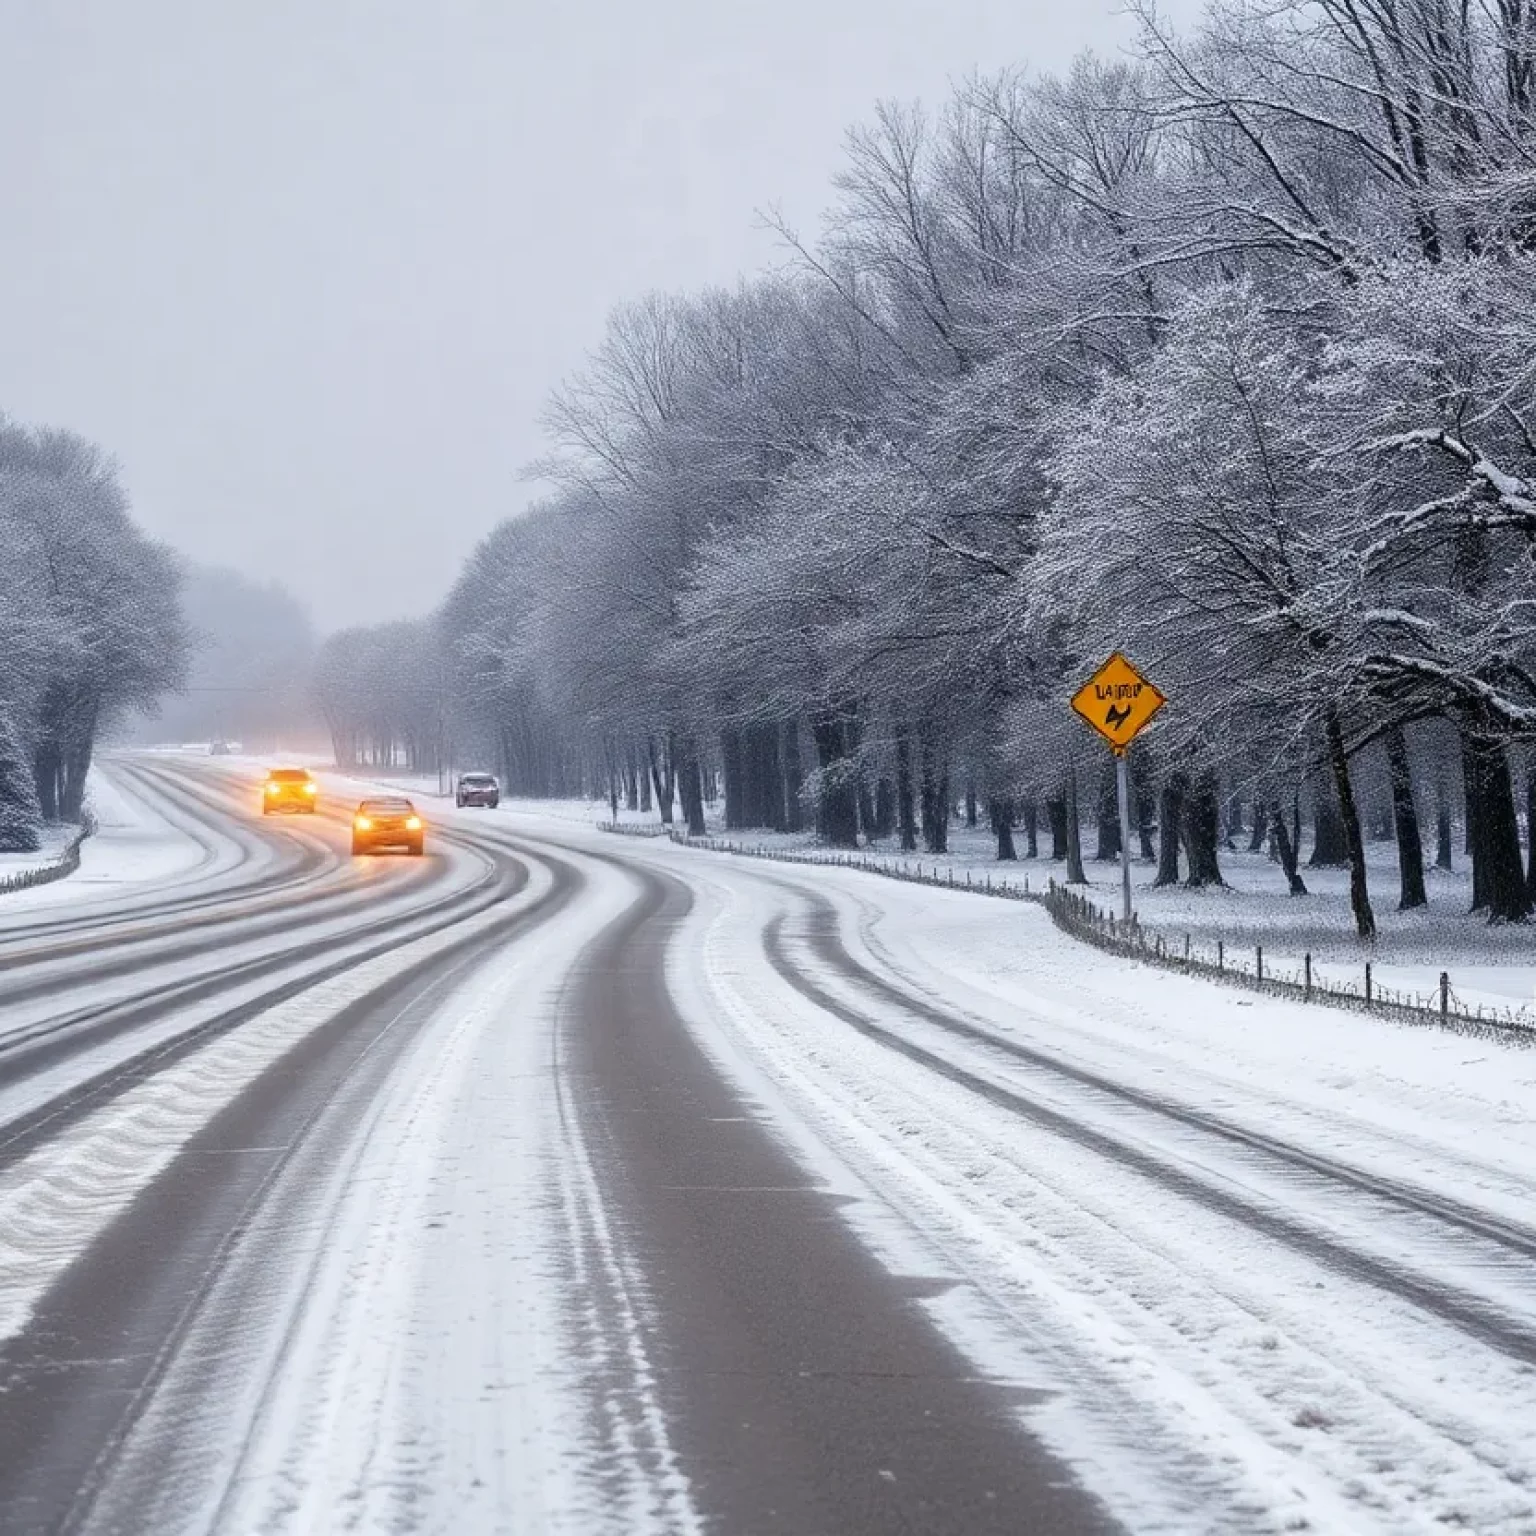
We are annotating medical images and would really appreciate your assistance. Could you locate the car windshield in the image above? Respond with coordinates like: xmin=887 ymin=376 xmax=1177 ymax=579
xmin=461 ymin=775 xmax=493 ymax=785
xmin=360 ymin=799 xmax=412 ymax=813
xmin=268 ymin=768 xmax=311 ymax=783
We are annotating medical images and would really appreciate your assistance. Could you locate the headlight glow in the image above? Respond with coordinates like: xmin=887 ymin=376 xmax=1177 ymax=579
xmin=265 ymin=783 xmax=280 ymax=795
xmin=303 ymin=782 xmax=317 ymax=794
xmin=405 ymin=816 xmax=422 ymax=831
xmin=355 ymin=815 xmax=372 ymax=831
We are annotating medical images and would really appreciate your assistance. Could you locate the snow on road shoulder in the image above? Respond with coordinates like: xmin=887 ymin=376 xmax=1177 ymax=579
xmin=838 ymin=875 xmax=1536 ymax=1217
xmin=0 ymin=760 xmax=222 ymax=918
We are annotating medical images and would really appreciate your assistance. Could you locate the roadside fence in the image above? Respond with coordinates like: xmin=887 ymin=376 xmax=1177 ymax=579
xmin=0 ymin=813 xmax=96 ymax=897
xmin=596 ymin=820 xmax=672 ymax=839
xmin=1045 ymin=884 xmax=1535 ymax=1045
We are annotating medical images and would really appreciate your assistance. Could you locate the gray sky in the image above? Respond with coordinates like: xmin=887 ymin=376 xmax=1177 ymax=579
xmin=0 ymin=1 xmax=1198 ymax=631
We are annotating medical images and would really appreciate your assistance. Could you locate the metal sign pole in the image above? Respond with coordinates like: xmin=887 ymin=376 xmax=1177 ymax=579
xmin=1115 ymin=748 xmax=1133 ymax=924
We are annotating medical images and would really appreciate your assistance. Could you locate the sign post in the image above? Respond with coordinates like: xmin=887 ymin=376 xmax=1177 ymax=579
xmin=1070 ymin=652 xmax=1167 ymax=925
xmin=1114 ymin=749 xmax=1133 ymax=926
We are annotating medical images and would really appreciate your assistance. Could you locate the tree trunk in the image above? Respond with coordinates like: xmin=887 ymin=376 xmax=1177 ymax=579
xmin=1154 ymin=773 xmax=1184 ymax=887
xmin=1385 ymin=725 xmax=1427 ymax=910
xmin=678 ymin=736 xmax=706 ymax=836
xmin=1136 ymin=778 xmax=1156 ymax=859
xmin=1461 ymin=724 xmax=1531 ymax=921
xmin=858 ymin=777 xmax=877 ymax=844
xmin=720 ymin=728 xmax=744 ymax=830
xmin=752 ymin=721 xmax=785 ymax=830
xmin=624 ymin=746 xmax=640 ymax=812
xmin=990 ymin=798 xmax=1017 ymax=860
xmin=1326 ymin=710 xmax=1376 ymax=940
xmin=874 ymin=777 xmax=895 ymax=840
xmin=648 ymin=734 xmax=675 ymax=826
xmin=1432 ymin=760 xmax=1454 ymax=871
xmin=1248 ymin=800 xmax=1267 ymax=853
xmin=1047 ymin=795 xmax=1068 ymax=860
xmin=965 ymin=783 xmax=978 ymax=829
xmin=1180 ymin=771 xmax=1225 ymax=887
xmin=1369 ymin=788 xmax=1395 ymax=842
xmin=61 ymin=736 xmax=94 ymax=822
xmin=1269 ymin=805 xmax=1307 ymax=895
xmin=1527 ymin=766 xmax=1536 ymax=900
xmin=920 ymin=734 xmax=949 ymax=855
xmin=1064 ymin=768 xmax=1087 ymax=885
xmin=32 ymin=742 xmax=60 ymax=822
xmin=1023 ymin=799 xmax=1039 ymax=859
xmin=1309 ymin=771 xmax=1349 ymax=867
xmin=1095 ymin=759 xmax=1121 ymax=861
xmin=782 ymin=718 xmax=804 ymax=833
xmin=1225 ymin=793 xmax=1244 ymax=844
xmin=810 ymin=708 xmax=860 ymax=849
xmin=1462 ymin=732 xmax=1486 ymax=908
xmin=896 ymin=731 xmax=917 ymax=852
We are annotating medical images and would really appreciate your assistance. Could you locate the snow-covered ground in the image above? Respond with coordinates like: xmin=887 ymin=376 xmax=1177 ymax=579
xmin=5 ymin=772 xmax=1534 ymax=1532
xmin=0 ymin=823 xmax=77 ymax=886
xmin=0 ymin=762 xmax=221 ymax=915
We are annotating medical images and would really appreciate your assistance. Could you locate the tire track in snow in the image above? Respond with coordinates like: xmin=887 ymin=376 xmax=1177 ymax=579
xmin=660 ymin=860 xmax=1533 ymax=1531
xmin=0 ymin=847 xmax=579 ymax=1534
xmin=0 ymin=831 xmax=513 ymax=1167
xmin=762 ymin=907 xmax=1536 ymax=1368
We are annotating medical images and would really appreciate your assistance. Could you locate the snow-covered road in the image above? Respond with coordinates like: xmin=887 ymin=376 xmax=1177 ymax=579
xmin=1 ymin=759 xmax=1532 ymax=1534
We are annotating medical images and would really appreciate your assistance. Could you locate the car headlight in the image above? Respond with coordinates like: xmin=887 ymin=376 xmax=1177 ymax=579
xmin=265 ymin=783 xmax=280 ymax=795
xmin=405 ymin=816 xmax=422 ymax=831
xmin=355 ymin=816 xmax=372 ymax=831
xmin=303 ymin=782 xmax=317 ymax=794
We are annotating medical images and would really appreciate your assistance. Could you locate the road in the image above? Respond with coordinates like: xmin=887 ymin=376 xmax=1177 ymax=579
xmin=1 ymin=757 xmax=1534 ymax=1534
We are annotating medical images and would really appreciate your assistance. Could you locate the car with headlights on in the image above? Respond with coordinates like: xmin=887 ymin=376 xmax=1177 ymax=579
xmin=351 ymin=797 xmax=425 ymax=856
xmin=454 ymin=771 xmax=500 ymax=808
xmin=263 ymin=766 xmax=318 ymax=813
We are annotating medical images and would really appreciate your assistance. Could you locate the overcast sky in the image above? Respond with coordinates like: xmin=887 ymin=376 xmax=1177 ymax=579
xmin=0 ymin=1 xmax=1198 ymax=630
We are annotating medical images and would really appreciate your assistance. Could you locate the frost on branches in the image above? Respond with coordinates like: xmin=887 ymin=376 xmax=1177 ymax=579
xmin=0 ymin=420 xmax=188 ymax=848
xmin=317 ymin=0 xmax=1536 ymax=933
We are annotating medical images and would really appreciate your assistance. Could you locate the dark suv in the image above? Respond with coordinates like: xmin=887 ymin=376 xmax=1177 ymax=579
xmin=352 ymin=798 xmax=425 ymax=856
xmin=455 ymin=772 xmax=500 ymax=809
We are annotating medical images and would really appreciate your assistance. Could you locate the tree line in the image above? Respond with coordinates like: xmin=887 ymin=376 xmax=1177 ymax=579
xmin=0 ymin=419 xmax=187 ymax=851
xmin=135 ymin=565 xmax=321 ymax=757
xmin=315 ymin=0 xmax=1536 ymax=935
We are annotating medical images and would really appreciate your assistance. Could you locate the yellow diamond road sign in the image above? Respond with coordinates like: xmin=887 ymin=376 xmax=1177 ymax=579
xmin=1071 ymin=652 xmax=1167 ymax=753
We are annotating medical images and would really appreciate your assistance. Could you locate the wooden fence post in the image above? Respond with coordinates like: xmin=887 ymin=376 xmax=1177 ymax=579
xmin=1304 ymin=953 xmax=1312 ymax=1002
xmin=1440 ymin=971 xmax=1450 ymax=1019
xmin=1256 ymin=945 xmax=1263 ymax=983
xmin=1365 ymin=962 xmax=1373 ymax=1007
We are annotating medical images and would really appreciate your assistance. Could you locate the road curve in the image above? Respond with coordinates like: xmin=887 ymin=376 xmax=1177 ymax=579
xmin=4 ymin=760 xmax=1532 ymax=1533
xmin=0 ymin=762 xmax=1118 ymax=1535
